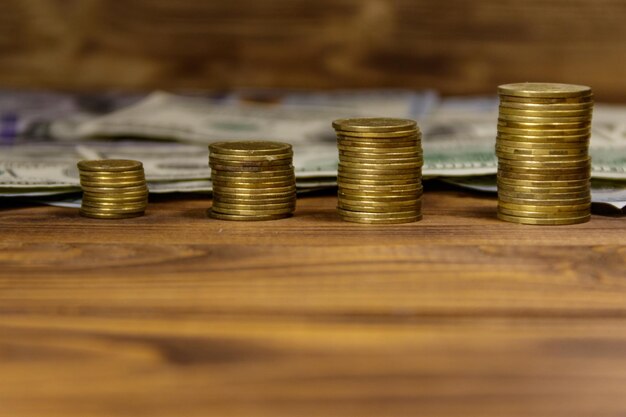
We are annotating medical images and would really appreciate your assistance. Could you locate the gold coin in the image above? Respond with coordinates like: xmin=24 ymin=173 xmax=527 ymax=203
xmin=335 ymin=129 xmax=420 ymax=138
xmin=209 ymin=141 xmax=292 ymax=156
xmin=337 ymin=139 xmax=419 ymax=149
xmin=498 ymin=114 xmax=592 ymax=124
xmin=79 ymin=180 xmax=147 ymax=188
xmin=338 ymin=214 xmax=422 ymax=224
xmin=496 ymin=183 xmax=589 ymax=194
xmin=213 ymin=194 xmax=296 ymax=203
xmin=497 ymin=211 xmax=590 ymax=225
xmin=341 ymin=215 xmax=422 ymax=225
xmin=210 ymin=201 xmax=296 ymax=210
xmin=81 ymin=196 xmax=147 ymax=206
xmin=213 ymin=196 xmax=296 ymax=206
xmin=499 ymin=100 xmax=594 ymax=111
xmin=210 ymin=163 xmax=293 ymax=173
xmin=338 ymin=145 xmax=420 ymax=155
xmin=338 ymin=175 xmax=419 ymax=186
xmin=337 ymin=207 xmax=421 ymax=220
xmin=495 ymin=144 xmax=587 ymax=156
xmin=498 ymin=83 xmax=592 ymax=98
xmin=498 ymin=207 xmax=590 ymax=219
xmin=338 ymin=204 xmax=421 ymax=214
xmin=338 ymin=194 xmax=421 ymax=205
xmin=497 ymin=201 xmax=590 ymax=212
xmin=337 ymin=170 xmax=420 ymax=180
xmin=339 ymin=182 xmax=422 ymax=192
xmin=496 ymin=152 xmax=589 ymax=162
xmin=332 ymin=117 xmax=417 ymax=133
xmin=80 ymin=184 xmax=149 ymax=193
xmin=498 ymin=119 xmax=590 ymax=130
xmin=499 ymin=95 xmax=594 ymax=105
xmin=339 ymin=187 xmax=421 ymax=197
xmin=497 ymin=126 xmax=591 ymax=136
xmin=496 ymin=139 xmax=589 ymax=149
xmin=497 ymin=177 xmax=589 ymax=188
xmin=210 ymin=206 xmax=294 ymax=216
xmin=337 ymin=132 xmax=420 ymax=141
xmin=498 ymin=107 xmax=592 ymax=118
xmin=211 ymin=179 xmax=295 ymax=188
xmin=339 ymin=163 xmax=421 ymax=171
xmin=498 ymin=189 xmax=590 ymax=200
xmin=497 ymin=158 xmax=590 ymax=169
xmin=337 ymin=206 xmax=421 ymax=216
xmin=208 ymin=210 xmax=291 ymax=221
xmin=497 ymin=132 xmax=590 ymax=142
xmin=209 ymin=158 xmax=292 ymax=168
xmin=339 ymin=160 xmax=422 ymax=170
xmin=80 ymin=201 xmax=147 ymax=211
xmin=212 ymin=169 xmax=294 ymax=179
xmin=80 ymin=207 xmax=145 ymax=216
xmin=498 ymin=170 xmax=589 ymax=181
xmin=498 ymin=164 xmax=590 ymax=175
xmin=498 ymin=194 xmax=591 ymax=206
xmin=79 ymin=172 xmax=146 ymax=181
xmin=497 ymin=165 xmax=591 ymax=176
xmin=79 ymin=210 xmax=144 ymax=219
xmin=337 ymin=201 xmax=421 ymax=211
xmin=82 ymin=194 xmax=148 ymax=203
xmin=339 ymin=156 xmax=423 ymax=166
xmin=211 ymin=173 xmax=295 ymax=182
xmin=214 ymin=184 xmax=296 ymax=194
xmin=209 ymin=152 xmax=292 ymax=163
xmin=77 ymin=159 xmax=143 ymax=172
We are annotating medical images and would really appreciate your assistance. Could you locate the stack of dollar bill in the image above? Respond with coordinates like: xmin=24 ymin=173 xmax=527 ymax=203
xmin=333 ymin=117 xmax=423 ymax=224
xmin=496 ymin=83 xmax=593 ymax=225
xmin=78 ymin=159 xmax=148 ymax=219
xmin=208 ymin=141 xmax=297 ymax=221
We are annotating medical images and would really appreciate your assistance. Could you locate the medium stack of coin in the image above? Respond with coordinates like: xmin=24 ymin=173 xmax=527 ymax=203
xmin=332 ymin=117 xmax=423 ymax=224
xmin=496 ymin=83 xmax=593 ymax=225
xmin=208 ymin=141 xmax=296 ymax=221
xmin=77 ymin=159 xmax=148 ymax=219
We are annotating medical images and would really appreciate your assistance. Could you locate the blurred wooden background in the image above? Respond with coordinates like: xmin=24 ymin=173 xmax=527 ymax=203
xmin=2 ymin=0 xmax=626 ymax=100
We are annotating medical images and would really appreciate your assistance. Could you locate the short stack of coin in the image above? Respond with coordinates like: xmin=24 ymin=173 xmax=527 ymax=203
xmin=208 ymin=141 xmax=296 ymax=221
xmin=496 ymin=82 xmax=593 ymax=225
xmin=78 ymin=159 xmax=148 ymax=219
xmin=332 ymin=117 xmax=423 ymax=224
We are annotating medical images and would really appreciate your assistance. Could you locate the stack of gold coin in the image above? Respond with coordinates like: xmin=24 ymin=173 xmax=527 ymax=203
xmin=77 ymin=159 xmax=148 ymax=219
xmin=496 ymin=83 xmax=593 ymax=225
xmin=208 ymin=141 xmax=296 ymax=221
xmin=332 ymin=117 xmax=423 ymax=224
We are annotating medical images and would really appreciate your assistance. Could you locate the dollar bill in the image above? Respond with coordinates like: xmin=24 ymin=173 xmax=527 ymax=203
xmin=75 ymin=92 xmax=626 ymax=179
xmin=1 ymin=90 xmax=625 ymax=210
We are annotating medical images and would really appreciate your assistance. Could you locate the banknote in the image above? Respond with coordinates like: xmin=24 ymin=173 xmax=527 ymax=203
xmin=75 ymin=92 xmax=626 ymax=179
xmin=1 ymin=90 xmax=625 ymax=210
xmin=0 ymin=140 xmax=337 ymax=196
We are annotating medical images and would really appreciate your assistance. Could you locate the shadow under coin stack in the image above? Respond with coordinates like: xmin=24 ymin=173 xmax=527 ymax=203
xmin=333 ymin=117 xmax=423 ymax=224
xmin=208 ymin=141 xmax=296 ymax=221
xmin=496 ymin=83 xmax=593 ymax=225
xmin=77 ymin=159 xmax=148 ymax=219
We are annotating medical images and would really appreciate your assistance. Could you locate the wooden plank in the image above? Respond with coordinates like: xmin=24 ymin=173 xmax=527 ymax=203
xmin=2 ymin=0 xmax=626 ymax=99
xmin=1 ymin=190 xmax=626 ymax=416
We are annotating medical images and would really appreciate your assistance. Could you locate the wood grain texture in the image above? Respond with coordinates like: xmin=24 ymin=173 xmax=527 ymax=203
xmin=2 ymin=0 xmax=626 ymax=99
xmin=1 ymin=189 xmax=626 ymax=416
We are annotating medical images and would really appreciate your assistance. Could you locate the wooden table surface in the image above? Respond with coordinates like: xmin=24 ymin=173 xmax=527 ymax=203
xmin=1 ymin=187 xmax=626 ymax=417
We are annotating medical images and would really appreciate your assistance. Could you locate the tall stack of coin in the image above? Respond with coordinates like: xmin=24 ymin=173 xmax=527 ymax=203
xmin=77 ymin=159 xmax=148 ymax=219
xmin=332 ymin=117 xmax=423 ymax=224
xmin=208 ymin=141 xmax=296 ymax=221
xmin=496 ymin=83 xmax=593 ymax=225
